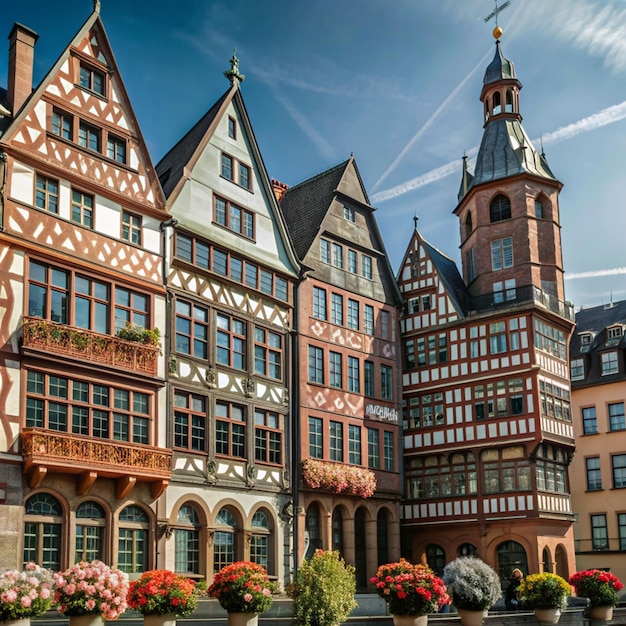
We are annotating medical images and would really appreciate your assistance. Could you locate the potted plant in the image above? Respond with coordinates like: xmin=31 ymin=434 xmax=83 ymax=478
xmin=207 ymin=561 xmax=276 ymax=626
xmin=518 ymin=572 xmax=571 ymax=624
xmin=127 ymin=570 xmax=198 ymax=626
xmin=54 ymin=560 xmax=129 ymax=626
xmin=569 ymin=569 xmax=623 ymax=620
xmin=289 ymin=549 xmax=357 ymax=626
xmin=371 ymin=558 xmax=449 ymax=626
xmin=442 ymin=557 xmax=501 ymax=626
xmin=0 ymin=563 xmax=55 ymax=625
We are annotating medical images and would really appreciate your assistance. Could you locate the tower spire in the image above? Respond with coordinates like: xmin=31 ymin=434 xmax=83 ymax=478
xmin=224 ymin=49 xmax=245 ymax=85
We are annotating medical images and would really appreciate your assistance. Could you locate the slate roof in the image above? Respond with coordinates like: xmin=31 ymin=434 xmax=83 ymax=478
xmin=279 ymin=159 xmax=349 ymax=261
xmin=484 ymin=40 xmax=516 ymax=85
xmin=155 ymin=89 xmax=230 ymax=198
xmin=420 ymin=235 xmax=469 ymax=316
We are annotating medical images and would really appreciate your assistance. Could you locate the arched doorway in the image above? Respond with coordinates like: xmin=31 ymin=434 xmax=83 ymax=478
xmin=354 ymin=508 xmax=367 ymax=590
xmin=555 ymin=544 xmax=569 ymax=580
xmin=304 ymin=503 xmax=321 ymax=561
xmin=426 ymin=544 xmax=446 ymax=576
xmin=497 ymin=540 xmax=528 ymax=584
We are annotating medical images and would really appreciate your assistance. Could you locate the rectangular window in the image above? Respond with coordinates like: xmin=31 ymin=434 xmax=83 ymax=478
xmin=348 ymin=424 xmax=361 ymax=465
xmin=586 ymin=457 xmax=602 ymax=491
xmin=214 ymin=196 xmax=254 ymax=238
xmin=309 ymin=416 xmax=323 ymax=458
xmin=78 ymin=121 xmax=101 ymax=152
xmin=609 ymin=402 xmax=626 ymax=431
xmin=619 ymin=513 xmax=626 ymax=551
xmin=363 ymin=304 xmax=374 ymax=336
xmin=254 ymin=409 xmax=281 ymax=464
xmin=612 ymin=454 xmax=626 ymax=488
xmin=331 ymin=293 xmax=343 ymax=325
xmin=602 ymin=351 xmax=619 ymax=375
xmin=51 ymin=109 xmax=73 ymax=140
xmin=367 ymin=428 xmax=379 ymax=468
xmin=489 ymin=321 xmax=507 ymax=354
xmin=216 ymin=313 xmax=246 ymax=370
xmin=215 ymin=401 xmax=245 ymax=457
xmin=467 ymin=248 xmax=476 ymax=283
xmin=591 ymin=514 xmax=609 ymax=550
xmin=71 ymin=189 xmax=94 ymax=228
xmin=228 ymin=116 xmax=236 ymax=139
xmin=582 ymin=406 xmax=598 ymax=435
xmin=174 ymin=300 xmax=208 ymax=358
xmin=79 ymin=64 xmax=105 ymax=95
xmin=332 ymin=243 xmax=343 ymax=268
xmin=320 ymin=239 xmax=330 ymax=264
xmin=362 ymin=255 xmax=372 ymax=279
xmin=343 ymin=205 xmax=355 ymax=222
xmin=121 ymin=211 xmax=141 ymax=245
xmin=347 ymin=299 xmax=359 ymax=330
xmin=329 ymin=351 xmax=342 ymax=389
xmin=348 ymin=250 xmax=357 ymax=273
xmin=381 ymin=310 xmax=390 ymax=340
xmin=35 ymin=174 xmax=59 ymax=214
xmin=571 ymin=358 xmax=585 ymax=381
xmin=107 ymin=134 xmax=126 ymax=164
xmin=348 ymin=356 xmax=360 ymax=393
xmin=405 ymin=340 xmax=415 ymax=369
xmin=173 ymin=391 xmax=206 ymax=451
xmin=491 ymin=236 xmax=513 ymax=270
xmin=383 ymin=431 xmax=394 ymax=471
xmin=381 ymin=364 xmax=393 ymax=400
xmin=534 ymin=319 xmax=567 ymax=359
xmin=329 ymin=421 xmax=343 ymax=462
xmin=221 ymin=154 xmax=233 ymax=180
xmin=254 ymin=327 xmax=282 ymax=380
xmin=313 ymin=287 xmax=327 ymax=320
xmin=308 ymin=346 xmax=323 ymax=384
xmin=239 ymin=163 xmax=251 ymax=190
xmin=364 ymin=361 xmax=374 ymax=397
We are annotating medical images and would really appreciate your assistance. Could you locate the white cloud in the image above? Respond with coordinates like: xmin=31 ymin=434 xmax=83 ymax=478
xmin=566 ymin=267 xmax=626 ymax=280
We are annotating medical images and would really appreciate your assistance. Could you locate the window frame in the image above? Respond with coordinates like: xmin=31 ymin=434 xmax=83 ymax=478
xmin=491 ymin=236 xmax=513 ymax=271
xmin=121 ymin=211 xmax=142 ymax=245
xmin=71 ymin=188 xmax=94 ymax=228
xmin=214 ymin=196 xmax=254 ymax=239
xmin=35 ymin=174 xmax=59 ymax=214
xmin=173 ymin=390 xmax=207 ymax=452
xmin=79 ymin=62 xmax=106 ymax=96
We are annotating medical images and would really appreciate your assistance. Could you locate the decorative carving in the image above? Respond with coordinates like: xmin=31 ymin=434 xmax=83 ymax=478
xmin=158 ymin=524 xmax=173 ymax=539
xmin=246 ymin=464 xmax=256 ymax=487
xmin=206 ymin=459 xmax=218 ymax=484
xmin=244 ymin=530 xmax=252 ymax=546
xmin=205 ymin=365 xmax=217 ymax=388
xmin=243 ymin=377 xmax=256 ymax=398
xmin=207 ymin=530 xmax=215 ymax=547
xmin=283 ymin=387 xmax=289 ymax=407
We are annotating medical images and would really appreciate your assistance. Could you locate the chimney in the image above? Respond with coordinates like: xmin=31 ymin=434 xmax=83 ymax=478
xmin=7 ymin=23 xmax=39 ymax=116
xmin=271 ymin=178 xmax=289 ymax=202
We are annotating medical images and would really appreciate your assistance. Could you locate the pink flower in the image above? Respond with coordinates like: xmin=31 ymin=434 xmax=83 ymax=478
xmin=243 ymin=593 xmax=253 ymax=603
xmin=21 ymin=596 xmax=32 ymax=607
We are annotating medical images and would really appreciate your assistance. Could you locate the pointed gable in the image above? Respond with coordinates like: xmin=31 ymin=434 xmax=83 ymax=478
xmin=1 ymin=9 xmax=165 ymax=212
xmin=398 ymin=227 xmax=468 ymax=328
xmin=156 ymin=83 xmax=299 ymax=278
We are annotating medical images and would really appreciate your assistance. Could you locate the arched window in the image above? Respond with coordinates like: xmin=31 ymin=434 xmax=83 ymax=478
xmin=118 ymin=505 xmax=149 ymax=573
xmin=497 ymin=540 xmax=528 ymax=584
xmin=24 ymin=493 xmax=63 ymax=569
xmin=305 ymin=503 xmax=321 ymax=561
xmin=332 ymin=508 xmax=344 ymax=555
xmin=505 ymin=89 xmax=514 ymax=113
xmin=214 ymin=507 xmax=236 ymax=572
xmin=377 ymin=509 xmax=390 ymax=566
xmin=493 ymin=91 xmax=502 ymax=115
xmin=465 ymin=212 xmax=473 ymax=239
xmin=75 ymin=501 xmax=106 ymax=562
xmin=485 ymin=97 xmax=490 ymax=122
xmin=175 ymin=504 xmax=200 ymax=575
xmin=426 ymin=544 xmax=446 ymax=576
xmin=458 ymin=543 xmax=477 ymax=557
xmin=542 ymin=547 xmax=553 ymax=573
xmin=251 ymin=509 xmax=273 ymax=574
xmin=555 ymin=544 xmax=569 ymax=580
xmin=490 ymin=194 xmax=511 ymax=222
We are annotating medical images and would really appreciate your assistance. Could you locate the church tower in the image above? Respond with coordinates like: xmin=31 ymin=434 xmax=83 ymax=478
xmin=397 ymin=28 xmax=577 ymax=582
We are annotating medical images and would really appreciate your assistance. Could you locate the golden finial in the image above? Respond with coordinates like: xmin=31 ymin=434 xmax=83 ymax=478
xmin=493 ymin=25 xmax=503 ymax=39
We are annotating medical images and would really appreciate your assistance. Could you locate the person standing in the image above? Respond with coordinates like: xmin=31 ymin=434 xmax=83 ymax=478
xmin=505 ymin=569 xmax=524 ymax=610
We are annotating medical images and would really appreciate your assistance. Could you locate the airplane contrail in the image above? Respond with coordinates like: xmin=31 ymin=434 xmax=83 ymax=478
xmin=566 ymin=267 xmax=626 ymax=280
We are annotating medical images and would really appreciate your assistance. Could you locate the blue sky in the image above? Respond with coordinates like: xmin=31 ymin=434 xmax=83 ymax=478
xmin=2 ymin=0 xmax=626 ymax=310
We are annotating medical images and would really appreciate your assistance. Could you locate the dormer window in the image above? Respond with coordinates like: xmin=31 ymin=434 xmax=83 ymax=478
xmin=579 ymin=333 xmax=592 ymax=353
xmin=343 ymin=205 xmax=355 ymax=222
xmin=608 ymin=326 xmax=623 ymax=340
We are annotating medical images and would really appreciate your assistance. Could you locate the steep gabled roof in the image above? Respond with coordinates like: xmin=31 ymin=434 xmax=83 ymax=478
xmin=0 ymin=5 xmax=166 ymax=208
xmin=279 ymin=159 xmax=349 ymax=261
xmin=155 ymin=88 xmax=230 ymax=198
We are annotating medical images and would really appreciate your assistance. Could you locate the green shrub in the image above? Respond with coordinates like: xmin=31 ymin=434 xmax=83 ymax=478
xmin=289 ymin=550 xmax=357 ymax=626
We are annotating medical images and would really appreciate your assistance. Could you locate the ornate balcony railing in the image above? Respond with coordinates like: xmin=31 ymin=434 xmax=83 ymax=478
xmin=22 ymin=428 xmax=171 ymax=498
xmin=22 ymin=317 xmax=159 ymax=376
xmin=467 ymin=285 xmax=575 ymax=322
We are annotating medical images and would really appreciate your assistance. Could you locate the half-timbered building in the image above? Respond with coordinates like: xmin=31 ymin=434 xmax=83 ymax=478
xmin=0 ymin=5 xmax=170 ymax=569
xmin=279 ymin=156 xmax=403 ymax=589
xmin=398 ymin=35 xmax=576 ymax=581
xmin=155 ymin=56 xmax=300 ymax=584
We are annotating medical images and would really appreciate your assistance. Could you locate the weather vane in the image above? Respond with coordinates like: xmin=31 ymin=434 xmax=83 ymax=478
xmin=484 ymin=0 xmax=510 ymax=39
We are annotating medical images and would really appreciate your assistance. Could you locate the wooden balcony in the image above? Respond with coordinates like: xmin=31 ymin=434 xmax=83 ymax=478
xmin=22 ymin=317 xmax=159 ymax=376
xmin=21 ymin=428 xmax=172 ymax=499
